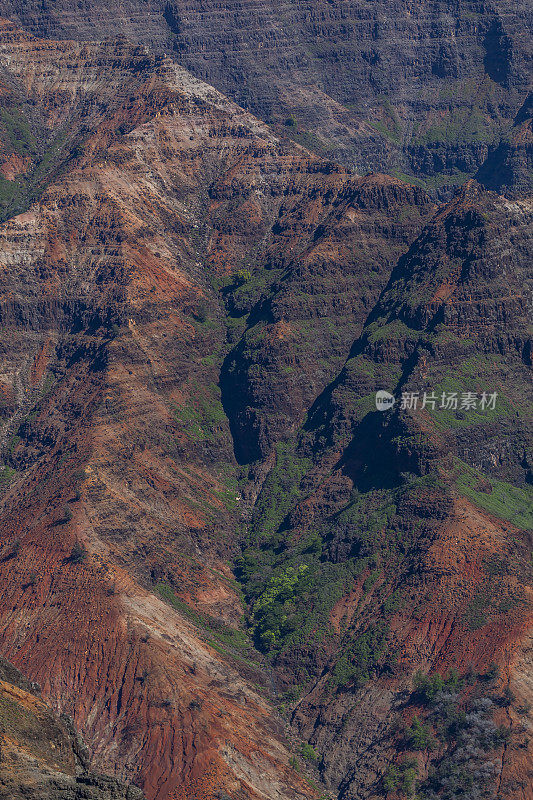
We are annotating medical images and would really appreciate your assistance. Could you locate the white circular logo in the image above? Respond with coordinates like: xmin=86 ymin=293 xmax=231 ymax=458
xmin=375 ymin=390 xmax=395 ymax=412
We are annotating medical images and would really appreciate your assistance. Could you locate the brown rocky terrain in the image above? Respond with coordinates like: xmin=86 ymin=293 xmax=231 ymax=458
xmin=0 ymin=15 xmax=529 ymax=800
xmin=0 ymin=19 xmax=435 ymax=800
xmin=0 ymin=0 xmax=530 ymax=191
xmin=263 ymin=178 xmax=533 ymax=798
xmin=0 ymin=655 xmax=144 ymax=799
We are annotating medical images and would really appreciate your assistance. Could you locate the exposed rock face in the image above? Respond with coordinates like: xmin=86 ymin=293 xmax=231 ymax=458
xmin=477 ymin=92 xmax=533 ymax=197
xmin=0 ymin=0 xmax=530 ymax=189
xmin=0 ymin=16 xmax=529 ymax=800
xmin=265 ymin=179 xmax=533 ymax=798
xmin=0 ymin=20 xmax=329 ymax=800
xmin=0 ymin=656 xmax=144 ymax=799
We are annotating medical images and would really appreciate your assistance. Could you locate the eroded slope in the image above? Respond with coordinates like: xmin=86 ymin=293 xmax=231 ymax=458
xmin=0 ymin=18 xmax=530 ymax=800
xmin=0 ymin=1 xmax=530 ymax=190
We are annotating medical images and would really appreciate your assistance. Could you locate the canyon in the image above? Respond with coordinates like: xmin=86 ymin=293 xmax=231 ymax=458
xmin=0 ymin=0 xmax=530 ymax=191
xmin=0 ymin=9 xmax=529 ymax=800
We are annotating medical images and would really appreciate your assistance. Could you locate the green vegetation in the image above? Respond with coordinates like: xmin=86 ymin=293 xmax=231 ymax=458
xmin=426 ymin=357 xmax=519 ymax=431
xmin=0 ymin=109 xmax=37 ymax=157
xmin=0 ymin=124 xmax=70 ymax=221
xmin=286 ymin=127 xmax=332 ymax=154
xmin=212 ymin=485 xmax=239 ymax=511
xmin=171 ymin=384 xmax=227 ymax=443
xmin=69 ymin=541 xmax=87 ymax=563
xmin=383 ymin=760 xmax=418 ymax=796
xmin=415 ymin=691 xmax=510 ymax=798
xmin=226 ymin=265 xmax=283 ymax=317
xmin=413 ymin=669 xmax=461 ymax=705
xmin=391 ymin=169 xmax=427 ymax=188
xmin=363 ymin=568 xmax=381 ymax=592
xmin=421 ymin=169 xmax=471 ymax=190
xmin=462 ymin=584 xmax=521 ymax=631
xmin=394 ymin=168 xmax=471 ymax=191
xmin=40 ymin=373 xmax=55 ymax=397
xmin=0 ymin=108 xmax=41 ymax=215
xmin=413 ymin=103 xmax=497 ymax=148
xmin=236 ymin=439 xmax=450 ymax=681
xmin=249 ymin=440 xmax=311 ymax=541
xmin=369 ymin=98 xmax=402 ymax=143
xmin=0 ymin=175 xmax=22 ymax=212
xmin=288 ymin=755 xmax=300 ymax=771
xmin=454 ymin=458 xmax=533 ymax=530
xmin=328 ymin=622 xmax=390 ymax=689
xmin=233 ymin=268 xmax=251 ymax=285
xmin=381 ymin=665 xmax=514 ymax=798
xmin=404 ymin=715 xmax=436 ymax=751
xmin=0 ymin=466 xmax=15 ymax=484
xmin=8 ymin=435 xmax=20 ymax=456
xmin=155 ymin=582 xmax=257 ymax=664
xmin=299 ymin=742 xmax=319 ymax=764
xmin=237 ymin=445 xmax=384 ymax=657
xmin=462 ymin=589 xmax=490 ymax=630
xmin=366 ymin=319 xmax=416 ymax=345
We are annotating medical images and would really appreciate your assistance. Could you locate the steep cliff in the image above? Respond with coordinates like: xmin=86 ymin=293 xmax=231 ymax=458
xmin=0 ymin=655 xmax=144 ymax=799
xmin=0 ymin=0 xmax=529 ymax=191
xmin=0 ymin=17 xmax=529 ymax=800
xmin=239 ymin=178 xmax=532 ymax=798
xmin=477 ymin=91 xmax=533 ymax=197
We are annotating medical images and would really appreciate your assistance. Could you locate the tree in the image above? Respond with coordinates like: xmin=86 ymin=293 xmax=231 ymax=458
xmin=405 ymin=715 xmax=436 ymax=751
xmin=234 ymin=268 xmax=251 ymax=286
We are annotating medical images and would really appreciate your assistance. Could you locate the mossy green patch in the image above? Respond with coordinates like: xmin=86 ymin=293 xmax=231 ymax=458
xmin=414 ymin=106 xmax=496 ymax=147
xmin=454 ymin=459 xmax=533 ymax=530
xmin=171 ymin=383 xmax=227 ymax=443
xmin=0 ymin=109 xmax=37 ymax=158
xmin=0 ymin=466 xmax=15 ymax=483
xmin=250 ymin=440 xmax=311 ymax=542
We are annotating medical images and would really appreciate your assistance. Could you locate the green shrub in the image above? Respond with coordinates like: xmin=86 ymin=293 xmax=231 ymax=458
xmin=234 ymin=268 xmax=251 ymax=286
xmin=404 ymin=715 xmax=436 ymax=751
xmin=300 ymin=742 xmax=319 ymax=763
xmin=413 ymin=669 xmax=460 ymax=704
xmin=70 ymin=542 xmax=87 ymax=564
xmin=401 ymin=764 xmax=418 ymax=795
xmin=383 ymin=760 xmax=418 ymax=795
xmin=383 ymin=765 xmax=401 ymax=791
xmin=329 ymin=623 xmax=389 ymax=689
xmin=0 ymin=466 xmax=15 ymax=483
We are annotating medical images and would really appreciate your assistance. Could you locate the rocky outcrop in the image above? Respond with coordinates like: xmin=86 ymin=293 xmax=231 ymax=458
xmin=0 ymin=1 xmax=529 ymax=190
xmin=0 ymin=656 xmax=144 ymax=799
xmin=0 ymin=17 xmax=529 ymax=800
xmin=477 ymin=92 xmax=533 ymax=197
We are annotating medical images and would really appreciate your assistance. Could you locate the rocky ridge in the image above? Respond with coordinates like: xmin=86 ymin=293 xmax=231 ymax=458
xmin=0 ymin=1 xmax=530 ymax=191
xmin=0 ymin=16 xmax=529 ymax=800
xmin=0 ymin=655 xmax=144 ymax=799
